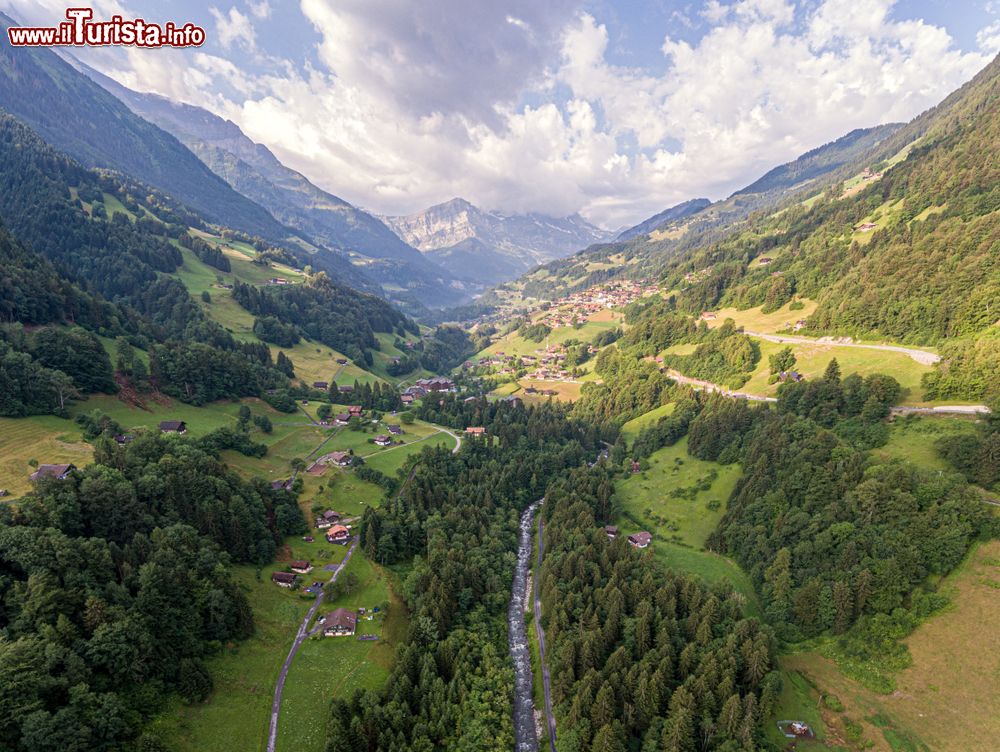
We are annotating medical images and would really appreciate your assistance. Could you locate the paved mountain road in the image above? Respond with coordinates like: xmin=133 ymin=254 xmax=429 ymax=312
xmin=267 ymin=538 xmax=357 ymax=752
xmin=744 ymin=331 xmax=941 ymax=366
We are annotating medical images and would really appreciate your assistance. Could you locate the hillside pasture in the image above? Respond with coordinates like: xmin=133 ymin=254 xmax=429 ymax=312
xmin=0 ymin=416 xmax=92 ymax=498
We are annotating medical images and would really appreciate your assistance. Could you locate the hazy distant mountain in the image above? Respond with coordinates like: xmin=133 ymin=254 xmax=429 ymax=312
xmin=383 ymin=198 xmax=612 ymax=285
xmin=616 ymin=198 xmax=711 ymax=241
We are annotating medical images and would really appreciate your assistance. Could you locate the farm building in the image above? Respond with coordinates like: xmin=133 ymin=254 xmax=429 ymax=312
xmin=320 ymin=607 xmax=357 ymax=637
xmin=29 ymin=463 xmax=76 ymax=481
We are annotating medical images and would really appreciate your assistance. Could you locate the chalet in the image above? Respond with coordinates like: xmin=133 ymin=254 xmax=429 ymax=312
xmin=631 ymin=460 xmax=641 ymax=474
xmin=758 ymin=257 xmax=773 ymax=265
xmin=855 ymin=222 xmax=878 ymax=232
xmin=336 ymin=358 xmax=348 ymax=365
xmin=339 ymin=385 xmax=353 ymax=394
xmin=320 ymin=607 xmax=357 ymax=637
xmin=267 ymin=277 xmax=289 ymax=285
xmin=113 ymin=434 xmax=134 ymax=446
xmin=401 ymin=394 xmax=415 ymax=405
xmin=313 ymin=381 xmax=329 ymax=390
xmin=270 ymin=478 xmax=294 ymax=491
xmin=604 ymin=525 xmax=618 ymax=539
xmin=464 ymin=427 xmax=486 ymax=438
xmin=699 ymin=311 xmax=718 ymax=321
xmin=387 ymin=424 xmax=403 ymax=435
xmin=326 ymin=525 xmax=350 ymax=544
xmin=29 ymin=463 xmax=76 ymax=481
xmin=628 ymin=531 xmax=652 ymax=549
xmin=374 ymin=435 xmax=392 ymax=447
xmin=779 ymin=371 xmax=803 ymax=383
xmin=348 ymin=406 xmax=363 ymax=418
xmin=289 ymin=560 xmax=313 ymax=574
xmin=524 ymin=387 xmax=538 ymax=395
xmin=793 ymin=320 xmax=807 ymax=331
xmin=417 ymin=377 xmax=455 ymax=392
xmin=316 ymin=510 xmax=341 ymax=529
xmin=159 ymin=420 xmax=187 ymax=434
xmin=334 ymin=413 xmax=351 ymax=425
xmin=328 ymin=451 xmax=352 ymax=467
xmin=271 ymin=571 xmax=296 ymax=588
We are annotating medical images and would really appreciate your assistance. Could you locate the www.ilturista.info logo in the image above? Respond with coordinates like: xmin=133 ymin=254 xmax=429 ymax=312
xmin=7 ymin=7 xmax=205 ymax=48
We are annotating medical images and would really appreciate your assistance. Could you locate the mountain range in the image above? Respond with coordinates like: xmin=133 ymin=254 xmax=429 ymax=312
xmin=382 ymin=197 xmax=612 ymax=285
xmin=62 ymin=54 xmax=610 ymax=301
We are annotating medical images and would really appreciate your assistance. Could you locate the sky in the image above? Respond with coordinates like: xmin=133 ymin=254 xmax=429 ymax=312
xmin=4 ymin=0 xmax=999 ymax=228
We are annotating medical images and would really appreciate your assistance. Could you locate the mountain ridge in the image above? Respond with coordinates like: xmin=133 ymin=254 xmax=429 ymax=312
xmin=65 ymin=58 xmax=467 ymax=310
xmin=382 ymin=197 xmax=612 ymax=285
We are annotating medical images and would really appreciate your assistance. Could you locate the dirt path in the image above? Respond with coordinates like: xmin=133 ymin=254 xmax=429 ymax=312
xmin=266 ymin=537 xmax=357 ymax=752
xmin=745 ymin=331 xmax=941 ymax=366
xmin=534 ymin=514 xmax=557 ymax=752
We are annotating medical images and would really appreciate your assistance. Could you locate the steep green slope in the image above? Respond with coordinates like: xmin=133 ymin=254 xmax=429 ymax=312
xmin=72 ymin=63 xmax=468 ymax=308
xmin=664 ymin=55 xmax=1000 ymax=399
xmin=0 ymin=14 xmax=287 ymax=240
xmin=486 ymin=122 xmax=904 ymax=304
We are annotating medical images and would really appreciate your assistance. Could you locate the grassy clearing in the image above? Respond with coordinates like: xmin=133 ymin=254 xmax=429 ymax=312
xmin=779 ymin=540 xmax=1000 ymax=752
xmin=704 ymin=300 xmax=819 ymax=334
xmin=620 ymin=403 xmax=675 ymax=443
xmin=0 ymin=415 xmax=91 ymax=497
xmin=613 ymin=437 xmax=758 ymax=611
xmin=473 ymin=315 xmax=622 ymax=361
xmin=517 ymin=380 xmax=582 ymax=402
xmin=277 ymin=554 xmax=406 ymax=752
xmin=151 ymin=564 xmax=312 ymax=752
xmin=873 ymin=415 xmax=980 ymax=472
xmin=740 ymin=339 xmax=930 ymax=404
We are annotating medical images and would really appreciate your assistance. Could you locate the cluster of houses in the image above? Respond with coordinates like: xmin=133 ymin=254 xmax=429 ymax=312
xmin=400 ymin=376 xmax=454 ymax=405
xmin=683 ymin=268 xmax=712 ymax=285
xmin=604 ymin=526 xmax=652 ymax=549
xmin=534 ymin=279 xmax=658 ymax=328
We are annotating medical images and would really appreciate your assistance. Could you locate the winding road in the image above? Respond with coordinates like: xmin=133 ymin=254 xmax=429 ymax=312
xmin=266 ymin=537 xmax=357 ymax=752
xmin=534 ymin=514 xmax=557 ymax=752
xmin=744 ymin=331 xmax=941 ymax=366
xmin=664 ymin=370 xmax=990 ymax=415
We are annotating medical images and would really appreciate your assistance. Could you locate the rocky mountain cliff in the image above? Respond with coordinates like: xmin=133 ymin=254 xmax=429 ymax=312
xmin=383 ymin=198 xmax=611 ymax=285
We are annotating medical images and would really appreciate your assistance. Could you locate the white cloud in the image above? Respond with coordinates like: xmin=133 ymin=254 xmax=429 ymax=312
xmin=209 ymin=5 xmax=256 ymax=50
xmin=978 ymin=20 xmax=1000 ymax=53
xmin=247 ymin=0 xmax=271 ymax=19
xmin=4 ymin=0 xmax=996 ymax=229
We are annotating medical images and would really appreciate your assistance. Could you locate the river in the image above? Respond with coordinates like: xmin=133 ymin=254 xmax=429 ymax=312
xmin=509 ymin=500 xmax=540 ymax=752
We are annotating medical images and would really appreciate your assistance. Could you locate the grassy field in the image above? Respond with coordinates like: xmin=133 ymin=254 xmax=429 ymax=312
xmin=620 ymin=403 xmax=675 ymax=443
xmin=152 ymin=544 xmax=405 ymax=752
xmin=517 ymin=380 xmax=582 ymax=403
xmin=614 ymin=437 xmax=758 ymax=610
xmin=0 ymin=415 xmax=92 ymax=497
xmin=703 ymin=300 xmax=819 ymax=334
xmin=775 ymin=540 xmax=1000 ymax=752
xmin=473 ymin=314 xmax=623 ymax=361
xmin=740 ymin=339 xmax=931 ymax=404
xmin=277 ymin=554 xmax=406 ymax=752
xmin=873 ymin=414 xmax=980 ymax=472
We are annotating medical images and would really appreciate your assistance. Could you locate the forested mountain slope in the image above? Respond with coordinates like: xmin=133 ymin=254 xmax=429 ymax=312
xmin=488 ymin=122 xmax=903 ymax=303
xmin=0 ymin=14 xmax=285 ymax=241
xmin=74 ymin=64 xmax=467 ymax=309
xmin=663 ymin=54 xmax=1000 ymax=400
xmin=0 ymin=112 xmax=421 ymax=414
